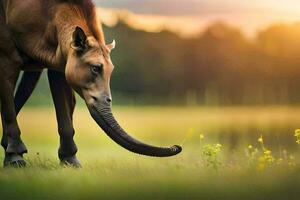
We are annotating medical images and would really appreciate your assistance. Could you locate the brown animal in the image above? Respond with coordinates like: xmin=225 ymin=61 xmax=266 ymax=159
xmin=0 ymin=0 xmax=182 ymax=167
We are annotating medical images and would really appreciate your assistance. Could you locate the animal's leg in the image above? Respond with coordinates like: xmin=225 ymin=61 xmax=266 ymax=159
xmin=15 ymin=70 xmax=43 ymax=115
xmin=0 ymin=64 xmax=27 ymax=167
xmin=48 ymin=70 xmax=80 ymax=167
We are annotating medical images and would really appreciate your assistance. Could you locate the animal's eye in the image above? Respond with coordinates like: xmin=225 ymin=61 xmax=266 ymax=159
xmin=91 ymin=64 xmax=103 ymax=75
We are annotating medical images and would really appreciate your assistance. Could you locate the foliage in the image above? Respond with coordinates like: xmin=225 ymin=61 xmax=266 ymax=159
xmin=295 ymin=129 xmax=300 ymax=145
xmin=201 ymin=143 xmax=222 ymax=170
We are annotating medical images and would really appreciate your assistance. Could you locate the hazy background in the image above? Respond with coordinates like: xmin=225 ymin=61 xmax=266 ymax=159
xmin=97 ymin=0 xmax=300 ymax=37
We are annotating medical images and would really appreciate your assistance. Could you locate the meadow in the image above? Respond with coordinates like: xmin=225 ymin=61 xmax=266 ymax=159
xmin=0 ymin=106 xmax=299 ymax=200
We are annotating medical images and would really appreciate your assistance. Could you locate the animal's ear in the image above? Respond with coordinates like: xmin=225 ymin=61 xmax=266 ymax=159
xmin=106 ymin=40 xmax=116 ymax=52
xmin=71 ymin=26 xmax=87 ymax=51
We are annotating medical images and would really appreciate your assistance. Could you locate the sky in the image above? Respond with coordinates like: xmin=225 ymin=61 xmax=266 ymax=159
xmin=94 ymin=0 xmax=300 ymax=38
xmin=97 ymin=0 xmax=300 ymax=15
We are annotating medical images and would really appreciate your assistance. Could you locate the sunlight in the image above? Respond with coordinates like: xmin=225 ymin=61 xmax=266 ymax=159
xmin=98 ymin=8 xmax=204 ymax=38
xmin=98 ymin=1 xmax=300 ymax=38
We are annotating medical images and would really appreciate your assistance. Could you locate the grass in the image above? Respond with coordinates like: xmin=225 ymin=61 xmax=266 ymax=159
xmin=0 ymin=106 xmax=300 ymax=200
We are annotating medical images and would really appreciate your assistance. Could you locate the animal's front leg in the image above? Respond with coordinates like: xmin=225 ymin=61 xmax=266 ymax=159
xmin=48 ymin=70 xmax=81 ymax=167
xmin=0 ymin=68 xmax=27 ymax=167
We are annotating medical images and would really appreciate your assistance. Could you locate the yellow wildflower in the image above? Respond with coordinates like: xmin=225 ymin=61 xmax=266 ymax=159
xmin=288 ymin=155 xmax=296 ymax=167
xmin=258 ymin=135 xmax=264 ymax=144
xmin=264 ymin=150 xmax=271 ymax=155
xmin=248 ymin=145 xmax=253 ymax=149
xmin=295 ymin=129 xmax=300 ymax=137
xmin=199 ymin=134 xmax=204 ymax=140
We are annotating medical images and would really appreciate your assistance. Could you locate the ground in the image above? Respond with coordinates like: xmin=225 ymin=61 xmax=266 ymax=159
xmin=0 ymin=106 xmax=299 ymax=200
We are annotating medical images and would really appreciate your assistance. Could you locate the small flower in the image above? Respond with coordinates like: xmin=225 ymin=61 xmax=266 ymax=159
xmin=258 ymin=135 xmax=264 ymax=144
xmin=264 ymin=150 xmax=271 ymax=155
xmin=248 ymin=145 xmax=253 ymax=149
xmin=199 ymin=134 xmax=204 ymax=140
xmin=295 ymin=129 xmax=300 ymax=145
xmin=216 ymin=143 xmax=222 ymax=148
xmin=295 ymin=129 xmax=300 ymax=137
xmin=288 ymin=155 xmax=296 ymax=167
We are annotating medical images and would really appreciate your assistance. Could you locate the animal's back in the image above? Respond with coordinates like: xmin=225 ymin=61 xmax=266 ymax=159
xmin=2 ymin=0 xmax=58 ymax=65
xmin=0 ymin=0 xmax=22 ymax=66
xmin=5 ymin=0 xmax=50 ymax=40
xmin=1 ymin=0 xmax=104 ymax=66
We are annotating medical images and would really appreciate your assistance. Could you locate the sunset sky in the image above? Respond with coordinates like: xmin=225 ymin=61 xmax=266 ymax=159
xmin=95 ymin=0 xmax=300 ymax=38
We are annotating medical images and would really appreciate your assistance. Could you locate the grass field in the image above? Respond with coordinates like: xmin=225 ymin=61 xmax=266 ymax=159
xmin=0 ymin=106 xmax=300 ymax=200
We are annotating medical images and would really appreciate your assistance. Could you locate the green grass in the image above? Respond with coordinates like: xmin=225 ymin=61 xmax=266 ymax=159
xmin=0 ymin=106 xmax=300 ymax=200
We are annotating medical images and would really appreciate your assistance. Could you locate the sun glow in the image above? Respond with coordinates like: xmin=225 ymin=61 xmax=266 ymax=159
xmin=97 ymin=1 xmax=300 ymax=38
xmin=98 ymin=8 xmax=209 ymax=38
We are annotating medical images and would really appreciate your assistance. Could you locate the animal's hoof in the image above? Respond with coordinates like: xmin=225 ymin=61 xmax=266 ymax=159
xmin=60 ymin=156 xmax=82 ymax=168
xmin=3 ymin=154 xmax=26 ymax=168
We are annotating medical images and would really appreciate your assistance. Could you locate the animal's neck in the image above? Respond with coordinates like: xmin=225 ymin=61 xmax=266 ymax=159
xmin=51 ymin=3 xmax=102 ymax=70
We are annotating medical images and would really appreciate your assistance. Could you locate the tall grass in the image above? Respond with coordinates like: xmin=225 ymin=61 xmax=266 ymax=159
xmin=0 ymin=106 xmax=299 ymax=200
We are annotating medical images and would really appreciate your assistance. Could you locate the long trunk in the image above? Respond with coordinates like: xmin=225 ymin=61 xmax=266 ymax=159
xmin=88 ymin=106 xmax=182 ymax=157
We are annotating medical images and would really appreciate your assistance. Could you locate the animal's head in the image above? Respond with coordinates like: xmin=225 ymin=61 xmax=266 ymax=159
xmin=65 ymin=26 xmax=182 ymax=157
xmin=66 ymin=27 xmax=115 ymax=106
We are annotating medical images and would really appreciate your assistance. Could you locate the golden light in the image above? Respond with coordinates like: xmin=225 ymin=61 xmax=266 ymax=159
xmin=97 ymin=1 xmax=300 ymax=39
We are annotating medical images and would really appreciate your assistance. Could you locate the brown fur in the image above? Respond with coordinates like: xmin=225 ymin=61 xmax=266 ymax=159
xmin=0 ymin=0 xmax=115 ymax=166
xmin=3 ymin=0 xmax=106 ymax=70
xmin=61 ymin=0 xmax=104 ymax=41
